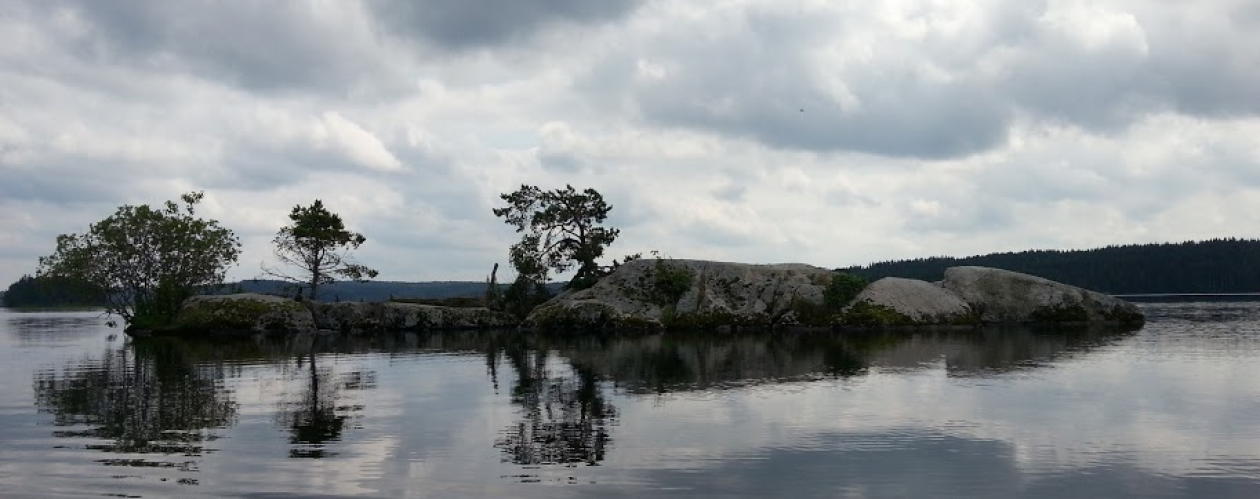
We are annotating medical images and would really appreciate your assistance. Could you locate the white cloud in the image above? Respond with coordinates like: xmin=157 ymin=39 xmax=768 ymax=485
xmin=1 ymin=0 xmax=1260 ymax=287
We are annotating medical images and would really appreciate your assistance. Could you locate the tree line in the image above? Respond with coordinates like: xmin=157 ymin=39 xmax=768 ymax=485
xmin=840 ymin=238 xmax=1260 ymax=294
xmin=23 ymin=192 xmax=379 ymax=330
xmin=9 ymin=184 xmax=624 ymax=331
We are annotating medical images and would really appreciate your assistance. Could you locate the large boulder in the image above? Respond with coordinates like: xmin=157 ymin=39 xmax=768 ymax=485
xmin=846 ymin=277 xmax=975 ymax=325
xmin=308 ymin=301 xmax=517 ymax=334
xmin=528 ymin=258 xmax=837 ymax=330
xmin=941 ymin=266 xmax=1143 ymax=324
xmin=166 ymin=293 xmax=317 ymax=336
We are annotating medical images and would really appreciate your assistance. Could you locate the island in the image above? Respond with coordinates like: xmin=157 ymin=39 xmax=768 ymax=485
xmin=142 ymin=259 xmax=1143 ymax=337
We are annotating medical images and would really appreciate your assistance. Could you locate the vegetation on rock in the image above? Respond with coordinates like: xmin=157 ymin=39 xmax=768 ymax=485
xmin=38 ymin=192 xmax=241 ymax=329
xmin=823 ymin=272 xmax=868 ymax=309
xmin=266 ymin=200 xmax=378 ymax=300
xmin=493 ymin=184 xmax=620 ymax=291
xmin=836 ymin=300 xmax=916 ymax=327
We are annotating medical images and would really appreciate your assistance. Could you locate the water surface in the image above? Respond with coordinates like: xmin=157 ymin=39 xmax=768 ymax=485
xmin=1 ymin=303 xmax=1259 ymax=498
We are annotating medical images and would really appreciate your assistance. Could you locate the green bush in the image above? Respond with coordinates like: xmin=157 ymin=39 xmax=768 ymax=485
xmin=651 ymin=260 xmax=694 ymax=306
xmin=837 ymin=300 xmax=914 ymax=327
xmin=824 ymin=272 xmax=868 ymax=309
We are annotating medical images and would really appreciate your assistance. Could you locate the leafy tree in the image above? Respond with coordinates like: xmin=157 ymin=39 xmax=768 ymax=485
xmin=37 ymin=192 xmax=241 ymax=329
xmin=493 ymin=184 xmax=620 ymax=290
xmin=267 ymin=200 xmax=378 ymax=300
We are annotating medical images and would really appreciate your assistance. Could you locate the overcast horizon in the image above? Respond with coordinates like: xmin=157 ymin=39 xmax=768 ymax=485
xmin=2 ymin=1 xmax=1259 ymax=287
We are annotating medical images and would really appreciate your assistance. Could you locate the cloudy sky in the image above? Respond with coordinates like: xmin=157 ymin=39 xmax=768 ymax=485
xmin=2 ymin=0 xmax=1259 ymax=287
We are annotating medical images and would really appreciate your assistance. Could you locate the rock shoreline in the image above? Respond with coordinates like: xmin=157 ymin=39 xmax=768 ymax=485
xmin=128 ymin=293 xmax=516 ymax=338
xmin=527 ymin=260 xmax=1143 ymax=331
xmin=140 ymin=260 xmax=1143 ymax=337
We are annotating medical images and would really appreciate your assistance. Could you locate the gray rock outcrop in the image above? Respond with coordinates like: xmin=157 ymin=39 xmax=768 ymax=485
xmin=166 ymin=293 xmax=317 ymax=336
xmin=850 ymin=277 xmax=973 ymax=324
xmin=527 ymin=258 xmax=837 ymax=330
xmin=310 ymin=301 xmax=516 ymax=334
xmin=941 ymin=266 xmax=1142 ymax=324
xmin=151 ymin=294 xmax=518 ymax=337
xmin=527 ymin=259 xmax=1144 ymax=331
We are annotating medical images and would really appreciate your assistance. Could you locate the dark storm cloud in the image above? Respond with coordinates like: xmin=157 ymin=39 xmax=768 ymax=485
xmin=366 ymin=0 xmax=643 ymax=49
xmin=24 ymin=1 xmax=388 ymax=93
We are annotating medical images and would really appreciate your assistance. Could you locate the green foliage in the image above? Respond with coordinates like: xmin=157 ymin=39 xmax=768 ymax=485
xmin=836 ymin=300 xmax=915 ymax=327
xmin=502 ymin=275 xmax=555 ymax=320
xmin=38 ymin=192 xmax=241 ymax=329
xmin=493 ymin=184 xmax=620 ymax=290
xmin=823 ymin=272 xmax=868 ymax=309
xmin=170 ymin=297 xmax=307 ymax=334
xmin=650 ymin=259 xmax=694 ymax=306
xmin=3 ymin=274 xmax=106 ymax=308
xmin=267 ymin=200 xmax=378 ymax=300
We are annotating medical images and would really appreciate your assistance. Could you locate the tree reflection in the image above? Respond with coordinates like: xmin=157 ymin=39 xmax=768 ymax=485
xmin=275 ymin=349 xmax=374 ymax=459
xmin=32 ymin=339 xmax=236 ymax=462
xmin=493 ymin=342 xmax=616 ymax=467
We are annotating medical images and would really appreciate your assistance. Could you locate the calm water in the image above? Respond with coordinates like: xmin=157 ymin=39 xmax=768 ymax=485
xmin=1 ymin=303 xmax=1259 ymax=498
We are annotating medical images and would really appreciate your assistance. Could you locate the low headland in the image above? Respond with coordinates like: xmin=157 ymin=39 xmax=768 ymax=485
xmin=136 ymin=259 xmax=1144 ymax=338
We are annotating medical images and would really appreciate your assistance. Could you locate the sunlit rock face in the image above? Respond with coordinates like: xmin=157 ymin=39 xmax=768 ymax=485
xmin=528 ymin=260 xmax=1144 ymax=331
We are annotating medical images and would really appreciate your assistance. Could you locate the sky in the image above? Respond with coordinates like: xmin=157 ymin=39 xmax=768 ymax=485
xmin=2 ymin=0 xmax=1259 ymax=287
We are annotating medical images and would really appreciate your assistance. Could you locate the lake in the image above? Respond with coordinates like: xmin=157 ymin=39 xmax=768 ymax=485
xmin=1 ymin=302 xmax=1259 ymax=498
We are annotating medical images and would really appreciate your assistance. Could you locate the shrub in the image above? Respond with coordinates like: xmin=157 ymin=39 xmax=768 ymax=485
xmin=651 ymin=259 xmax=694 ymax=306
xmin=824 ymin=272 xmax=868 ymax=309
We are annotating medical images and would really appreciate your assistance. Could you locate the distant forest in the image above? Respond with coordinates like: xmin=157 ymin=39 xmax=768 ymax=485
xmin=1 ymin=275 xmax=106 ymax=308
xmin=840 ymin=238 xmax=1260 ymax=294
xmin=221 ymin=279 xmax=566 ymax=303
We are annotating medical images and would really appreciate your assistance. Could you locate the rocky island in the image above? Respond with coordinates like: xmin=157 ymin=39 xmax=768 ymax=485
xmin=146 ymin=259 xmax=1143 ymax=338
xmin=527 ymin=259 xmax=1144 ymax=331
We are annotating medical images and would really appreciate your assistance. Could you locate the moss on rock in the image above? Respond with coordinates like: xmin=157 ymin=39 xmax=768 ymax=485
xmin=167 ymin=294 xmax=315 ymax=336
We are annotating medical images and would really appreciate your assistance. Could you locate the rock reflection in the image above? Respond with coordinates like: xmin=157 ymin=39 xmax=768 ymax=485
xmin=31 ymin=340 xmax=236 ymax=467
xmin=548 ymin=326 xmax=1137 ymax=393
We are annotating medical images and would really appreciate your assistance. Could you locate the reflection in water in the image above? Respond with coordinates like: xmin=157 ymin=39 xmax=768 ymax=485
xmin=5 ymin=310 xmax=110 ymax=346
xmin=275 ymin=351 xmax=373 ymax=459
xmin=491 ymin=337 xmax=617 ymax=468
xmin=11 ymin=302 xmax=1260 ymax=498
xmin=21 ymin=322 xmax=1144 ymax=492
xmin=31 ymin=340 xmax=236 ymax=468
xmin=278 ymin=353 xmax=347 ymax=458
xmin=541 ymin=326 xmax=1135 ymax=394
